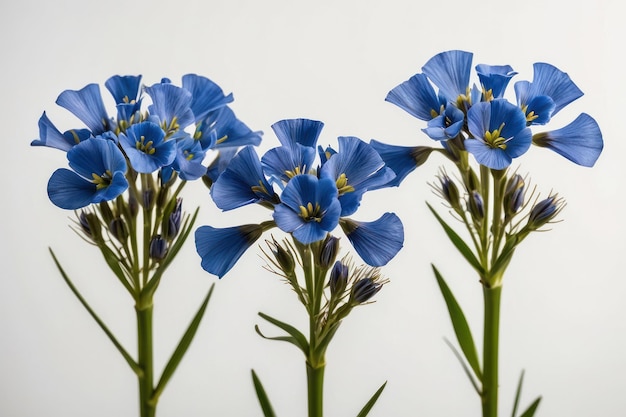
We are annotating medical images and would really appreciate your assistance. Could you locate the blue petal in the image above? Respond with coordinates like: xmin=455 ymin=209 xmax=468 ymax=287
xmin=205 ymin=106 xmax=263 ymax=149
xmin=421 ymin=105 xmax=465 ymax=140
xmin=105 ymin=75 xmax=142 ymax=104
xmin=261 ymin=143 xmax=316 ymax=184
xmin=533 ymin=113 xmax=603 ymax=167
xmin=422 ymin=50 xmax=473 ymax=102
xmin=464 ymin=140 xmax=512 ymax=170
xmin=145 ymin=82 xmax=195 ymax=130
xmin=369 ymin=140 xmax=433 ymax=187
xmin=195 ymin=224 xmax=264 ymax=278
xmin=475 ymin=64 xmax=517 ymax=99
xmin=211 ymin=146 xmax=275 ymax=210
xmin=271 ymin=119 xmax=324 ymax=148
xmin=385 ymin=73 xmax=442 ymax=121
xmin=56 ymin=83 xmax=111 ymax=135
xmin=341 ymin=213 xmax=404 ymax=266
xmin=47 ymin=168 xmax=98 ymax=209
xmin=182 ymin=74 xmax=233 ymax=122
xmin=171 ymin=137 xmax=207 ymax=180
xmin=67 ymin=137 xmax=127 ymax=180
xmin=31 ymin=112 xmax=91 ymax=151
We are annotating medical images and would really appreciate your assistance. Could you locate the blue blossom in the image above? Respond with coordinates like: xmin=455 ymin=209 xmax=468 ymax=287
xmin=194 ymin=105 xmax=262 ymax=151
xmin=421 ymin=50 xmax=473 ymax=104
xmin=262 ymin=143 xmax=317 ymax=184
xmin=182 ymin=74 xmax=234 ymax=123
xmin=340 ymin=212 xmax=404 ymax=266
xmin=211 ymin=145 xmax=277 ymax=210
xmin=514 ymin=63 xmax=583 ymax=125
xmin=532 ymin=113 xmax=603 ymax=167
xmin=465 ymin=100 xmax=532 ymax=170
xmin=144 ymin=81 xmax=195 ymax=134
xmin=31 ymin=112 xmax=91 ymax=151
xmin=47 ymin=137 xmax=128 ymax=209
xmin=170 ymin=137 xmax=207 ymax=180
xmin=369 ymin=140 xmax=433 ymax=187
xmin=104 ymin=75 xmax=143 ymax=123
xmin=271 ymin=118 xmax=325 ymax=148
xmin=273 ymin=174 xmax=341 ymax=244
xmin=319 ymin=136 xmax=395 ymax=216
xmin=195 ymin=224 xmax=265 ymax=278
xmin=385 ymin=73 xmax=445 ymax=121
xmin=118 ymin=121 xmax=176 ymax=173
xmin=55 ymin=83 xmax=112 ymax=136
xmin=421 ymin=104 xmax=465 ymax=140
xmin=475 ymin=64 xmax=517 ymax=99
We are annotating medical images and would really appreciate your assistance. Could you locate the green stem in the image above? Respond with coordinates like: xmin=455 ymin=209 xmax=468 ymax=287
xmin=306 ymin=362 xmax=325 ymax=417
xmin=482 ymin=285 xmax=502 ymax=417
xmin=136 ymin=302 xmax=156 ymax=417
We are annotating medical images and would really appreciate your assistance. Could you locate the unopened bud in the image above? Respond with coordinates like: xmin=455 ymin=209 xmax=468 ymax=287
xmin=149 ymin=235 xmax=168 ymax=260
xmin=109 ymin=217 xmax=129 ymax=243
xmin=351 ymin=278 xmax=383 ymax=304
xmin=329 ymin=261 xmax=349 ymax=296
xmin=318 ymin=235 xmax=340 ymax=268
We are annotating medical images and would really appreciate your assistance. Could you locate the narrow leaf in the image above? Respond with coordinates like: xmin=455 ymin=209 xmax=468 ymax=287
xmin=48 ymin=248 xmax=141 ymax=375
xmin=99 ymin=243 xmax=135 ymax=295
xmin=251 ymin=369 xmax=277 ymax=417
xmin=152 ymin=283 xmax=215 ymax=402
xmin=257 ymin=312 xmax=310 ymax=355
xmin=511 ymin=370 xmax=525 ymax=417
xmin=356 ymin=381 xmax=387 ymax=417
xmin=519 ymin=397 xmax=541 ymax=417
xmin=444 ymin=338 xmax=481 ymax=394
xmin=432 ymin=264 xmax=482 ymax=382
xmin=427 ymin=203 xmax=484 ymax=274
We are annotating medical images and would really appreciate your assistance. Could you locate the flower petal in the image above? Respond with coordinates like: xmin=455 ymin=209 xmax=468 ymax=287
xmin=341 ymin=213 xmax=404 ymax=266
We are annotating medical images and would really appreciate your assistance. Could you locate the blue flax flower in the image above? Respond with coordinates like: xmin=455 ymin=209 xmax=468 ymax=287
xmin=182 ymin=74 xmax=234 ymax=123
xmin=55 ymin=83 xmax=112 ymax=136
xmin=31 ymin=112 xmax=91 ymax=151
xmin=465 ymin=100 xmax=532 ymax=170
xmin=47 ymin=137 xmax=128 ymax=209
xmin=118 ymin=121 xmax=176 ymax=173
xmin=421 ymin=50 xmax=473 ymax=104
xmin=273 ymin=174 xmax=342 ymax=244
xmin=319 ymin=136 xmax=395 ymax=216
xmin=195 ymin=224 xmax=265 ymax=278
xmin=144 ymin=80 xmax=195 ymax=135
xmin=514 ymin=63 xmax=583 ymax=125
xmin=104 ymin=75 xmax=143 ymax=123
xmin=369 ymin=140 xmax=434 ymax=187
xmin=421 ymin=104 xmax=465 ymax=140
xmin=475 ymin=64 xmax=517 ymax=100
xmin=272 ymin=118 xmax=325 ymax=148
xmin=211 ymin=146 xmax=277 ymax=210
xmin=340 ymin=213 xmax=404 ymax=266
xmin=532 ymin=113 xmax=603 ymax=167
xmin=385 ymin=73 xmax=444 ymax=122
xmin=171 ymin=137 xmax=207 ymax=180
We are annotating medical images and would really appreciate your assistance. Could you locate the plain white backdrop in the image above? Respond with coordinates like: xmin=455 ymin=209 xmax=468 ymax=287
xmin=1 ymin=0 xmax=624 ymax=416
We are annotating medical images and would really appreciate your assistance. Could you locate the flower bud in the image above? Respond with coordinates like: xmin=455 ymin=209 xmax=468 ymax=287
xmin=109 ymin=217 xmax=129 ymax=243
xmin=351 ymin=278 xmax=383 ymax=304
xmin=329 ymin=261 xmax=349 ymax=296
xmin=527 ymin=195 xmax=563 ymax=231
xmin=167 ymin=198 xmax=183 ymax=240
xmin=468 ymin=190 xmax=484 ymax=221
xmin=267 ymin=238 xmax=295 ymax=275
xmin=149 ymin=235 xmax=168 ymax=260
xmin=503 ymin=174 xmax=525 ymax=218
xmin=318 ymin=235 xmax=340 ymax=268
xmin=438 ymin=174 xmax=462 ymax=212
xmin=142 ymin=188 xmax=155 ymax=210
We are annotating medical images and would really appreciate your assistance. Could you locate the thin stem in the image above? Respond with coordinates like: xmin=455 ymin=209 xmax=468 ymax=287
xmin=136 ymin=302 xmax=156 ymax=417
xmin=482 ymin=285 xmax=502 ymax=417
xmin=306 ymin=362 xmax=325 ymax=417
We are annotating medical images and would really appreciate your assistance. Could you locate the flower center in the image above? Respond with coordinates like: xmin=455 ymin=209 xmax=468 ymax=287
xmin=483 ymin=123 xmax=508 ymax=150
xmin=299 ymin=202 xmax=323 ymax=223
xmin=135 ymin=135 xmax=157 ymax=155
xmin=92 ymin=170 xmax=113 ymax=189
xmin=335 ymin=173 xmax=355 ymax=195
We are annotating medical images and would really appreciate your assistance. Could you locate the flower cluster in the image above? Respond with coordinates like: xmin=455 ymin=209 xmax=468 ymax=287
xmin=195 ymin=118 xmax=405 ymax=278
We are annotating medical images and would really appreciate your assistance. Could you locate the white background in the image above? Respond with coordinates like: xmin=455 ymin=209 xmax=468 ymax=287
xmin=1 ymin=0 xmax=624 ymax=416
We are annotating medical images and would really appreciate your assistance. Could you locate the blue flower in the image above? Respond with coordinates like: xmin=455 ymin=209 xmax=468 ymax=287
xmin=385 ymin=73 xmax=445 ymax=122
xmin=55 ymin=83 xmax=111 ymax=136
xmin=514 ymin=63 xmax=583 ymax=125
xmin=319 ymin=136 xmax=395 ymax=216
xmin=273 ymin=174 xmax=341 ymax=244
xmin=31 ymin=112 xmax=91 ymax=151
xmin=118 ymin=121 xmax=176 ymax=173
xmin=182 ymin=74 xmax=234 ymax=123
xmin=532 ymin=113 xmax=603 ymax=167
xmin=271 ymin=118 xmax=324 ymax=148
xmin=465 ymin=100 xmax=532 ymax=170
xmin=340 ymin=212 xmax=404 ymax=266
xmin=171 ymin=136 xmax=207 ymax=180
xmin=144 ymin=81 xmax=195 ymax=134
xmin=195 ymin=224 xmax=265 ymax=278
xmin=475 ymin=64 xmax=517 ymax=99
xmin=104 ymin=75 xmax=143 ymax=123
xmin=369 ymin=140 xmax=433 ymax=187
xmin=211 ymin=146 xmax=277 ymax=210
xmin=262 ymin=143 xmax=317 ymax=184
xmin=194 ymin=106 xmax=262 ymax=150
xmin=421 ymin=104 xmax=465 ymax=140
xmin=421 ymin=50 xmax=473 ymax=104
xmin=47 ymin=137 xmax=128 ymax=209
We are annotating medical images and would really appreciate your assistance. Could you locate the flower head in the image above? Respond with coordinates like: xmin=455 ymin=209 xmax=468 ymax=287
xmin=119 ymin=121 xmax=176 ymax=173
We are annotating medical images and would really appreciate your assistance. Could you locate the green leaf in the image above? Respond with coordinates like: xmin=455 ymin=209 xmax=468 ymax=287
xmin=356 ymin=381 xmax=387 ymax=417
xmin=511 ymin=370 xmax=525 ymax=417
xmin=443 ymin=338 xmax=481 ymax=394
xmin=427 ymin=203 xmax=484 ymax=274
xmin=519 ymin=397 xmax=541 ymax=417
xmin=257 ymin=312 xmax=310 ymax=355
xmin=432 ymin=264 xmax=482 ymax=382
xmin=99 ymin=243 xmax=135 ymax=296
xmin=48 ymin=248 xmax=141 ymax=375
xmin=151 ymin=283 xmax=215 ymax=403
xmin=251 ymin=369 xmax=277 ymax=417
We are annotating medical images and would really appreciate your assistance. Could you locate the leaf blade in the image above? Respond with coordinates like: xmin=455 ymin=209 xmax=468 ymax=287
xmin=356 ymin=381 xmax=387 ymax=417
xmin=251 ymin=369 xmax=277 ymax=417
